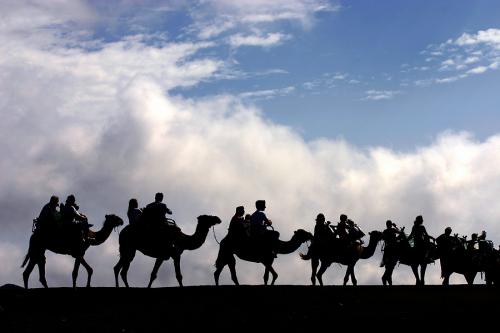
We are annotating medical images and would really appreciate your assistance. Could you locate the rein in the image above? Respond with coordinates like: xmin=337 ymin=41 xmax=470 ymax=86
xmin=212 ymin=226 xmax=220 ymax=244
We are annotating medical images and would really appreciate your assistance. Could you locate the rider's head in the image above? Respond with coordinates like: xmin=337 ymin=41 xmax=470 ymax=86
xmin=415 ymin=215 xmax=423 ymax=225
xmin=128 ymin=198 xmax=138 ymax=210
xmin=445 ymin=227 xmax=452 ymax=235
xmin=471 ymin=233 xmax=478 ymax=241
xmin=66 ymin=194 xmax=75 ymax=205
xmin=155 ymin=192 xmax=163 ymax=202
xmin=340 ymin=214 xmax=347 ymax=222
xmin=316 ymin=213 xmax=325 ymax=224
xmin=386 ymin=220 xmax=393 ymax=228
xmin=235 ymin=206 xmax=245 ymax=217
xmin=49 ymin=195 xmax=59 ymax=207
xmin=256 ymin=200 xmax=266 ymax=211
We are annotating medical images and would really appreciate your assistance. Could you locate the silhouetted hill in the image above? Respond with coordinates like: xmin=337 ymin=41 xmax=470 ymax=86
xmin=0 ymin=285 xmax=499 ymax=332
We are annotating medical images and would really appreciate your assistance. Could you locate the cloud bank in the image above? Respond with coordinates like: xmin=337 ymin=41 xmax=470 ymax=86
xmin=1 ymin=2 xmax=500 ymax=288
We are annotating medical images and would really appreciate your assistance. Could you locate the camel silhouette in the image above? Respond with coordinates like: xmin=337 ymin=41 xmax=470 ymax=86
xmin=438 ymin=238 xmax=499 ymax=285
xmin=380 ymin=233 xmax=437 ymax=285
xmin=213 ymin=229 xmax=312 ymax=285
xmin=301 ymin=231 xmax=383 ymax=286
xmin=21 ymin=214 xmax=124 ymax=289
xmin=113 ymin=215 xmax=221 ymax=287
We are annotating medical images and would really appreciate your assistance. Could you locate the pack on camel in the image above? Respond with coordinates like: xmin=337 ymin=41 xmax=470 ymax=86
xmin=301 ymin=230 xmax=383 ymax=286
xmin=21 ymin=214 xmax=124 ymax=289
xmin=114 ymin=215 xmax=221 ymax=287
xmin=380 ymin=231 xmax=437 ymax=286
xmin=213 ymin=228 xmax=313 ymax=285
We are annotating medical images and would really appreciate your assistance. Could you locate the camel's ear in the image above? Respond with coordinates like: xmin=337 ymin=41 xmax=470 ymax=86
xmin=105 ymin=214 xmax=110 ymax=219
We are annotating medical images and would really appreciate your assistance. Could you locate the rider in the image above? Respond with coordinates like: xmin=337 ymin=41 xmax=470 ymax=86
xmin=250 ymin=200 xmax=279 ymax=255
xmin=408 ymin=215 xmax=434 ymax=261
xmin=436 ymin=227 xmax=455 ymax=256
xmin=381 ymin=220 xmax=403 ymax=267
xmin=346 ymin=218 xmax=365 ymax=244
xmin=142 ymin=192 xmax=173 ymax=228
xmin=36 ymin=195 xmax=60 ymax=233
xmin=228 ymin=206 xmax=246 ymax=240
xmin=60 ymin=194 xmax=91 ymax=242
xmin=127 ymin=198 xmax=143 ymax=225
xmin=333 ymin=214 xmax=349 ymax=247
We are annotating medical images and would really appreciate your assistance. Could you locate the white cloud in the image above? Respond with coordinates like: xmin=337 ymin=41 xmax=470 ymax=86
xmin=455 ymin=28 xmax=500 ymax=49
xmin=229 ymin=32 xmax=290 ymax=47
xmin=467 ymin=66 xmax=488 ymax=75
xmin=239 ymin=86 xmax=295 ymax=99
xmin=363 ymin=90 xmax=400 ymax=101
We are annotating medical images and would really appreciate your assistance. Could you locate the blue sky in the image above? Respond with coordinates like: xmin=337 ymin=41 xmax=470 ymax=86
xmin=2 ymin=1 xmax=500 ymax=286
xmin=143 ymin=0 xmax=500 ymax=148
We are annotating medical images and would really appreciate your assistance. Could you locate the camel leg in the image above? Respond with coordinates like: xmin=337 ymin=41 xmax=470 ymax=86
xmin=80 ymin=258 xmax=93 ymax=288
xmin=411 ymin=265 xmax=420 ymax=285
xmin=113 ymin=259 xmax=123 ymax=288
xmin=465 ymin=272 xmax=476 ymax=285
xmin=442 ymin=272 xmax=450 ymax=286
xmin=420 ymin=264 xmax=427 ymax=286
xmin=268 ymin=265 xmax=278 ymax=285
xmin=148 ymin=258 xmax=164 ymax=288
xmin=120 ymin=261 xmax=131 ymax=288
xmin=214 ymin=262 xmax=225 ymax=286
xmin=37 ymin=256 xmax=48 ymax=288
xmin=311 ymin=258 xmax=319 ymax=286
xmin=173 ymin=255 xmax=183 ymax=287
xmin=22 ymin=259 xmax=36 ymax=289
xmin=316 ymin=261 xmax=330 ymax=286
xmin=264 ymin=267 xmax=270 ymax=285
xmin=72 ymin=258 xmax=81 ymax=289
xmin=228 ymin=256 xmax=239 ymax=285
xmin=344 ymin=265 xmax=357 ymax=286
xmin=382 ymin=263 xmax=395 ymax=286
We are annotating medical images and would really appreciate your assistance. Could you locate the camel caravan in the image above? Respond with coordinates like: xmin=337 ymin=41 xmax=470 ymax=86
xmin=22 ymin=194 xmax=500 ymax=288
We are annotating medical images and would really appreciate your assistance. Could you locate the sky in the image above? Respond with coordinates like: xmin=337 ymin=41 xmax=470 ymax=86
xmin=1 ymin=0 xmax=500 ymax=287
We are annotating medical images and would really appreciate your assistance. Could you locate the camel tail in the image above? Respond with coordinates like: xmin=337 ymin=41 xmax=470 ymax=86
xmin=21 ymin=252 xmax=30 ymax=268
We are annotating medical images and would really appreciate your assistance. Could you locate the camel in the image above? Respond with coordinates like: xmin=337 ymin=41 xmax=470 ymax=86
xmin=21 ymin=214 xmax=124 ymax=289
xmin=380 ymin=234 xmax=437 ymax=286
xmin=301 ymin=231 xmax=383 ymax=286
xmin=438 ymin=239 xmax=497 ymax=285
xmin=113 ymin=215 xmax=221 ymax=287
xmin=213 ymin=229 xmax=313 ymax=285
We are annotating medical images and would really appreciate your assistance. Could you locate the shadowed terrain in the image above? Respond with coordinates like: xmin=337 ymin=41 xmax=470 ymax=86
xmin=0 ymin=284 xmax=499 ymax=332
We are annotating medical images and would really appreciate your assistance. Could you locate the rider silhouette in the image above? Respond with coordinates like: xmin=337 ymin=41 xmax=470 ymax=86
xmin=250 ymin=200 xmax=279 ymax=256
xmin=228 ymin=206 xmax=246 ymax=240
xmin=36 ymin=195 xmax=60 ymax=233
xmin=142 ymin=192 xmax=172 ymax=228
xmin=127 ymin=198 xmax=143 ymax=225
xmin=60 ymin=194 xmax=91 ymax=242
xmin=408 ymin=215 xmax=434 ymax=261
xmin=381 ymin=220 xmax=402 ymax=266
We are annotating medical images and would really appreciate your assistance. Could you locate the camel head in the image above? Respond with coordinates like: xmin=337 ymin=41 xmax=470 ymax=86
xmin=104 ymin=214 xmax=124 ymax=229
xmin=197 ymin=215 xmax=222 ymax=228
xmin=293 ymin=229 xmax=313 ymax=243
xmin=368 ymin=230 xmax=383 ymax=242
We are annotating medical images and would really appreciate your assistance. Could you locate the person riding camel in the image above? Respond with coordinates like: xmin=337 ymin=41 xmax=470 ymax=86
xmin=228 ymin=206 xmax=246 ymax=242
xmin=408 ymin=215 xmax=434 ymax=262
xmin=250 ymin=200 xmax=280 ymax=256
xmin=35 ymin=195 xmax=60 ymax=234
xmin=127 ymin=198 xmax=143 ymax=225
xmin=436 ymin=227 xmax=456 ymax=257
xmin=60 ymin=194 xmax=92 ymax=242
xmin=333 ymin=214 xmax=350 ymax=247
xmin=308 ymin=213 xmax=334 ymax=256
xmin=347 ymin=218 xmax=365 ymax=244
xmin=381 ymin=220 xmax=403 ymax=267
xmin=142 ymin=192 xmax=173 ymax=228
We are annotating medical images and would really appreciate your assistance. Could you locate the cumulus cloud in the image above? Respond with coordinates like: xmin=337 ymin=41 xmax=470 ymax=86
xmin=2 ymin=2 xmax=500 ymax=289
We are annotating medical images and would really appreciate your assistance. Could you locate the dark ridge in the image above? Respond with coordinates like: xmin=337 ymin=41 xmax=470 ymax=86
xmin=0 ymin=285 xmax=498 ymax=332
